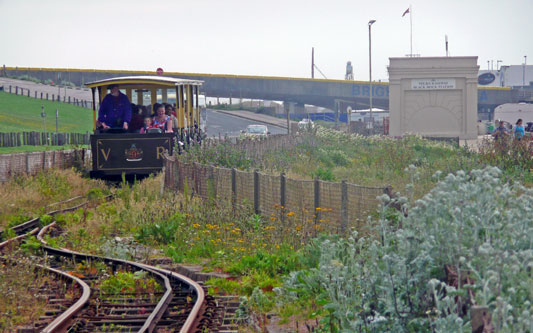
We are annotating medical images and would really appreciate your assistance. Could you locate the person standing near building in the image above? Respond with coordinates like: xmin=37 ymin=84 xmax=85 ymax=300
xmin=492 ymin=120 xmax=509 ymax=140
xmin=97 ymin=84 xmax=132 ymax=130
xmin=513 ymin=118 xmax=525 ymax=141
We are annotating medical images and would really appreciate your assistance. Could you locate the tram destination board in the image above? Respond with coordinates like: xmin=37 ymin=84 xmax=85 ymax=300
xmin=90 ymin=133 xmax=174 ymax=176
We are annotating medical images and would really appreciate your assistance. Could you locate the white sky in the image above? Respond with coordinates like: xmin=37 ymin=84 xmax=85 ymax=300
xmin=1 ymin=0 xmax=532 ymax=81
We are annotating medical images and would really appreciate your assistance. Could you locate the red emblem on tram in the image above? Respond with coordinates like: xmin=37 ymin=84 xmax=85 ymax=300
xmin=125 ymin=144 xmax=143 ymax=162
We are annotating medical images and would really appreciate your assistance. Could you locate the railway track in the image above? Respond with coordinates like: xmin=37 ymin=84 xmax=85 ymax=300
xmin=38 ymin=222 xmax=210 ymax=332
xmin=0 ymin=195 xmax=88 ymax=250
xmin=0 ymin=194 xmax=239 ymax=332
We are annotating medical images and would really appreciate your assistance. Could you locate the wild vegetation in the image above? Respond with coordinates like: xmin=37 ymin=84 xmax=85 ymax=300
xmin=0 ymin=256 xmax=50 ymax=329
xmin=278 ymin=167 xmax=533 ymax=331
xmin=1 ymin=125 xmax=532 ymax=331
xmin=0 ymin=168 xmax=106 ymax=231
xmin=184 ymin=127 xmax=533 ymax=198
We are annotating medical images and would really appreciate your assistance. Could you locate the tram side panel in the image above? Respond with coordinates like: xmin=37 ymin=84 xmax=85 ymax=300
xmin=90 ymin=133 xmax=174 ymax=177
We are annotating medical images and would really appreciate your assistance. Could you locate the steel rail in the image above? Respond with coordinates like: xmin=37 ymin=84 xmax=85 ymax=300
xmin=0 ymin=200 xmax=89 ymax=241
xmin=45 ymin=195 xmax=84 ymax=208
xmin=38 ymin=264 xmax=91 ymax=333
xmin=0 ymin=227 xmax=39 ymax=249
xmin=136 ymin=263 xmax=206 ymax=333
xmin=1 ymin=193 xmax=113 ymax=241
xmin=38 ymin=222 xmax=174 ymax=333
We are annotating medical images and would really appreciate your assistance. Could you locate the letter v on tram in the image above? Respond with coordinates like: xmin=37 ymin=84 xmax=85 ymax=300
xmin=86 ymin=76 xmax=203 ymax=179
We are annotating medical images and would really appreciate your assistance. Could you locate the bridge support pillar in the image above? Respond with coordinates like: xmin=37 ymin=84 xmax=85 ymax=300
xmin=284 ymin=102 xmax=297 ymax=135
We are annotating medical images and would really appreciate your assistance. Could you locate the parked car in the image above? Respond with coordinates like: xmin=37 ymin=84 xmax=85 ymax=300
xmin=242 ymin=124 xmax=269 ymax=137
xmin=298 ymin=118 xmax=315 ymax=130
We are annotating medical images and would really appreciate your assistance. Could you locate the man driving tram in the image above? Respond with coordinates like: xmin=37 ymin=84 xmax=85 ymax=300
xmin=97 ymin=84 xmax=132 ymax=131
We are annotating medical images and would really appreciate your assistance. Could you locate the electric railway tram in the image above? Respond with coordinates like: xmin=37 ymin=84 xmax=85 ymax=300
xmin=86 ymin=76 xmax=203 ymax=178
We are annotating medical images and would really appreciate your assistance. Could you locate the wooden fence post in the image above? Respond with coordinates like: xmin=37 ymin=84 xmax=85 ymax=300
xmin=207 ymin=165 xmax=216 ymax=200
xmin=46 ymin=93 xmax=48 ymax=100
xmin=341 ymin=180 xmax=348 ymax=233
xmin=231 ymin=168 xmax=237 ymax=208
xmin=314 ymin=177 xmax=321 ymax=223
xmin=25 ymin=153 xmax=30 ymax=174
xmin=280 ymin=172 xmax=286 ymax=208
xmin=15 ymin=86 xmax=18 ymax=95
xmin=254 ymin=169 xmax=260 ymax=214
xmin=34 ymin=91 xmax=37 ymax=98
xmin=27 ymin=89 xmax=30 ymax=97
xmin=280 ymin=172 xmax=286 ymax=222
xmin=9 ymin=85 xmax=11 ymax=93
xmin=470 ymin=306 xmax=492 ymax=333
xmin=68 ymin=96 xmax=71 ymax=104
xmin=41 ymin=92 xmax=43 ymax=99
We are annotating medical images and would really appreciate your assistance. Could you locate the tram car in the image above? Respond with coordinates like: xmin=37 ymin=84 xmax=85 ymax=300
xmin=86 ymin=76 xmax=203 ymax=178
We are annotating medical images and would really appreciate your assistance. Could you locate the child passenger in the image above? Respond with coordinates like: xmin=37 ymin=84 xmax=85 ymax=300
xmin=140 ymin=117 xmax=155 ymax=133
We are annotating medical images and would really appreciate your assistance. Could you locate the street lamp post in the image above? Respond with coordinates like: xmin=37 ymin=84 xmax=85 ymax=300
xmin=522 ymin=56 xmax=527 ymax=87
xmin=368 ymin=19 xmax=376 ymax=135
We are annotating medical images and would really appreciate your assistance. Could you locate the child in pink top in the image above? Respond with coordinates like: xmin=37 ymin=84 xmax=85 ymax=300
xmin=140 ymin=117 xmax=156 ymax=133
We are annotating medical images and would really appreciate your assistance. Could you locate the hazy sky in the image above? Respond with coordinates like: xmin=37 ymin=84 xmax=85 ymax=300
xmin=1 ymin=0 xmax=532 ymax=81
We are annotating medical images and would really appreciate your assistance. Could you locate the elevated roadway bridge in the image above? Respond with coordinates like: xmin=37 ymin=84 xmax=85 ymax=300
xmin=3 ymin=67 xmax=516 ymax=117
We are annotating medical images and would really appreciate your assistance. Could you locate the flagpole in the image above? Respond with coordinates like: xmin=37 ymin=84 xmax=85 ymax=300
xmin=410 ymin=4 xmax=413 ymax=56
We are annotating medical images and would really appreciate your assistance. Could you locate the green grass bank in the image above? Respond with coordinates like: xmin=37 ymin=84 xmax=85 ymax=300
xmin=0 ymin=91 xmax=93 ymax=133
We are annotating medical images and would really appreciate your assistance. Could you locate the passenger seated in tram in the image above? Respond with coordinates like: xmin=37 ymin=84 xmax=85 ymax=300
xmin=152 ymin=104 xmax=173 ymax=133
xmin=97 ymin=84 xmax=131 ymax=131
xmin=140 ymin=117 xmax=157 ymax=133
xmin=165 ymin=104 xmax=179 ymax=132
xmin=166 ymin=103 xmax=177 ymax=117
xmin=129 ymin=103 xmax=144 ymax=133
xmin=152 ymin=103 xmax=162 ymax=117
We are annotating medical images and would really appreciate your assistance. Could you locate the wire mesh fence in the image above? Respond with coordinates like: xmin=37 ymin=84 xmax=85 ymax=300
xmin=164 ymin=155 xmax=389 ymax=233
xmin=0 ymin=149 xmax=90 ymax=182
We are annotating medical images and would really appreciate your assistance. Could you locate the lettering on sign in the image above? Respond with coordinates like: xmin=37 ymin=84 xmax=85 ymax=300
xmin=156 ymin=146 xmax=165 ymax=160
xmin=352 ymin=84 xmax=390 ymax=97
xmin=411 ymin=78 xmax=456 ymax=90
xmin=100 ymin=148 xmax=111 ymax=161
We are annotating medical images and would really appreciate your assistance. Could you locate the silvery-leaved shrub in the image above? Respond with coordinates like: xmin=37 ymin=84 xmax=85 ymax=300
xmin=278 ymin=166 xmax=533 ymax=332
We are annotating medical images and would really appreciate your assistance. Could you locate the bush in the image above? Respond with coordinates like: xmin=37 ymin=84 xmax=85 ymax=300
xmin=311 ymin=167 xmax=335 ymax=181
xmin=17 ymin=75 xmax=41 ymax=84
xmin=279 ymin=166 xmax=533 ymax=332
xmin=60 ymin=80 xmax=76 ymax=88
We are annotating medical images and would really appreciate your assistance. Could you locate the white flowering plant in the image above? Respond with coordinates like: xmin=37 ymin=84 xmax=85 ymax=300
xmin=278 ymin=166 xmax=533 ymax=332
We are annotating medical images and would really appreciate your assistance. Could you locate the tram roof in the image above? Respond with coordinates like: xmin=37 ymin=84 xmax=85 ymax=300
xmin=85 ymin=76 xmax=203 ymax=89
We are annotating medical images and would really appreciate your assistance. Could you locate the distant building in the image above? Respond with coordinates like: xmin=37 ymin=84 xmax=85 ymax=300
xmin=478 ymin=65 xmax=533 ymax=88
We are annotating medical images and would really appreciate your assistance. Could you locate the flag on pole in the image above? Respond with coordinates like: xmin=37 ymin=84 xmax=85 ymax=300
xmin=402 ymin=7 xmax=410 ymax=17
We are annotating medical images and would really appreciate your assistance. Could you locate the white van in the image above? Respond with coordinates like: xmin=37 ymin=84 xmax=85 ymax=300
xmin=493 ymin=103 xmax=533 ymax=130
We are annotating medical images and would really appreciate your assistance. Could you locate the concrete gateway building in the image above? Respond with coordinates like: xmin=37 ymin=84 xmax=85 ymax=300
xmin=388 ymin=57 xmax=479 ymax=139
